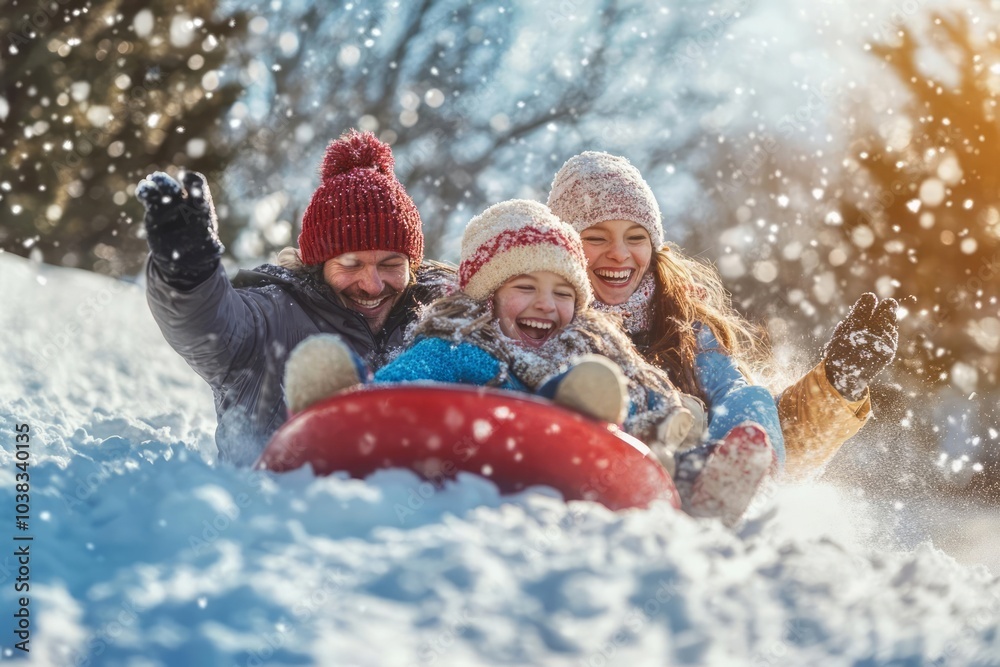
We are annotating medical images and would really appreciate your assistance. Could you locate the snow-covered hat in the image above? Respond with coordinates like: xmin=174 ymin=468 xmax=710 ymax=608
xmin=459 ymin=199 xmax=592 ymax=308
xmin=547 ymin=151 xmax=663 ymax=249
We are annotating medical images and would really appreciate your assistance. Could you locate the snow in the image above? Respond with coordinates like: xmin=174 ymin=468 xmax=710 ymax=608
xmin=2 ymin=251 xmax=1000 ymax=665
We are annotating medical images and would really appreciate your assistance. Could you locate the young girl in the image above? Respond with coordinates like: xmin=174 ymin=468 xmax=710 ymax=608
xmin=284 ymin=199 xmax=696 ymax=468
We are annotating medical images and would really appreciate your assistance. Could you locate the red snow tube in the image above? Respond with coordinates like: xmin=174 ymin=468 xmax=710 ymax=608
xmin=256 ymin=385 xmax=679 ymax=511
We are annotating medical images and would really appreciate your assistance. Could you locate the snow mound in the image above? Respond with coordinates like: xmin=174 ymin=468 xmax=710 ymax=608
xmin=1 ymin=253 xmax=998 ymax=666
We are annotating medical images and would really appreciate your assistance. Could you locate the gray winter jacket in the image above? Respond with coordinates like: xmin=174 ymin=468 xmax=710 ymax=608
xmin=146 ymin=258 xmax=456 ymax=466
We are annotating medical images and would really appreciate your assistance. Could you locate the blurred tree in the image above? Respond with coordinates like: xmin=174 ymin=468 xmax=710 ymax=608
xmin=838 ymin=11 xmax=1000 ymax=395
xmin=0 ymin=0 xmax=812 ymax=285
xmin=694 ymin=7 xmax=1000 ymax=382
xmin=214 ymin=0 xmax=725 ymax=263
xmin=832 ymin=8 xmax=1000 ymax=484
xmin=0 ymin=0 xmax=246 ymax=275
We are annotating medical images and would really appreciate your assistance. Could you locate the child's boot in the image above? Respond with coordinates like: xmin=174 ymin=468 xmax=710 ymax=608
xmin=538 ymin=354 xmax=629 ymax=423
xmin=284 ymin=334 xmax=370 ymax=414
xmin=674 ymin=421 xmax=775 ymax=526
xmin=646 ymin=393 xmax=703 ymax=476
xmin=647 ymin=408 xmax=696 ymax=476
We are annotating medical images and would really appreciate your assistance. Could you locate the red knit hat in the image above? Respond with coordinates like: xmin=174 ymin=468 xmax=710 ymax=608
xmin=298 ymin=130 xmax=424 ymax=267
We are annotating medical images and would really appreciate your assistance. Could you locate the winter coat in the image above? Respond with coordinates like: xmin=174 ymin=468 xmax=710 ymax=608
xmin=777 ymin=361 xmax=870 ymax=480
xmin=632 ymin=325 xmax=868 ymax=475
xmin=374 ymin=292 xmax=687 ymax=440
xmin=146 ymin=258 xmax=456 ymax=466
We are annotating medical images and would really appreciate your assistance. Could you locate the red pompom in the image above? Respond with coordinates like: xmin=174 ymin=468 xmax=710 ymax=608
xmin=320 ymin=130 xmax=395 ymax=181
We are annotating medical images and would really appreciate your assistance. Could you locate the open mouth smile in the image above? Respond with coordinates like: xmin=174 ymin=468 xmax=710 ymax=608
xmin=348 ymin=295 xmax=390 ymax=311
xmin=593 ymin=268 xmax=635 ymax=287
xmin=515 ymin=317 xmax=557 ymax=347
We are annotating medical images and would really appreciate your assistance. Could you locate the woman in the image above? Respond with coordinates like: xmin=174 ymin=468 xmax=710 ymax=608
xmin=547 ymin=151 xmax=899 ymax=480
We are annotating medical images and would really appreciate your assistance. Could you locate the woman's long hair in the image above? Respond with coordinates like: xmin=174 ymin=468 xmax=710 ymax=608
xmin=644 ymin=245 xmax=771 ymax=401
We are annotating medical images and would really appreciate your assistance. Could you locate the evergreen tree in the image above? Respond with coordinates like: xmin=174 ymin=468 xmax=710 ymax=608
xmin=0 ymin=0 xmax=246 ymax=275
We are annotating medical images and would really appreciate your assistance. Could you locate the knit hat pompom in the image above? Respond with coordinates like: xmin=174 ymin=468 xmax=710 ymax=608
xmin=460 ymin=199 xmax=592 ymax=309
xmin=298 ymin=129 xmax=423 ymax=267
xmin=547 ymin=151 xmax=663 ymax=249
xmin=320 ymin=130 xmax=395 ymax=181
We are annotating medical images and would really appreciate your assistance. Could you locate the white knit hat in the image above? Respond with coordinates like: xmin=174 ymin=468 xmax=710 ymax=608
xmin=547 ymin=151 xmax=663 ymax=249
xmin=459 ymin=199 xmax=592 ymax=308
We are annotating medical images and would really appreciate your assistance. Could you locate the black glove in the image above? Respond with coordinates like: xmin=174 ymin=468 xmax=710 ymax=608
xmin=136 ymin=170 xmax=224 ymax=289
xmin=823 ymin=293 xmax=899 ymax=401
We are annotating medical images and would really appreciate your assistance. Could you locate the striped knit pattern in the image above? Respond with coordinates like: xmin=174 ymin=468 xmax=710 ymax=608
xmin=592 ymin=272 xmax=655 ymax=334
xmin=547 ymin=151 xmax=663 ymax=249
xmin=459 ymin=199 xmax=592 ymax=308
xmin=298 ymin=130 xmax=423 ymax=267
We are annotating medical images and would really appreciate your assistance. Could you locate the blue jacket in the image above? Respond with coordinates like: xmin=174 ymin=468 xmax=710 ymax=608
xmin=375 ymin=336 xmax=672 ymax=430
xmin=374 ymin=337 xmax=527 ymax=392
xmin=694 ymin=328 xmax=785 ymax=464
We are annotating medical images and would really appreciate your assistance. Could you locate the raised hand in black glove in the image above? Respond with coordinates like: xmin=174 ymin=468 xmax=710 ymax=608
xmin=136 ymin=170 xmax=223 ymax=289
xmin=823 ymin=293 xmax=899 ymax=402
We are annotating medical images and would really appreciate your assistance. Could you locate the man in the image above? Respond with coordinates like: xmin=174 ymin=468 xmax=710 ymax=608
xmin=140 ymin=131 xmax=454 ymax=466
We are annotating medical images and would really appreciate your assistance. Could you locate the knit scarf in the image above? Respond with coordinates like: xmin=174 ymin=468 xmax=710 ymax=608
xmin=590 ymin=272 xmax=655 ymax=335
xmin=408 ymin=292 xmax=682 ymax=439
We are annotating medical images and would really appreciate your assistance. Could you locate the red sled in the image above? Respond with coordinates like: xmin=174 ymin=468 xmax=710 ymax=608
xmin=256 ymin=385 xmax=680 ymax=511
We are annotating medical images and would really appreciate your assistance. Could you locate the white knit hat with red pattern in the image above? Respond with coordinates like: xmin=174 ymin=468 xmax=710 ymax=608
xmin=546 ymin=151 xmax=663 ymax=249
xmin=459 ymin=199 xmax=592 ymax=308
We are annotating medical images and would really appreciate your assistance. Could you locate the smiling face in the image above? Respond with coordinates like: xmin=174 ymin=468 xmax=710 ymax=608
xmin=579 ymin=219 xmax=654 ymax=305
xmin=322 ymin=250 xmax=411 ymax=333
xmin=492 ymin=271 xmax=577 ymax=349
